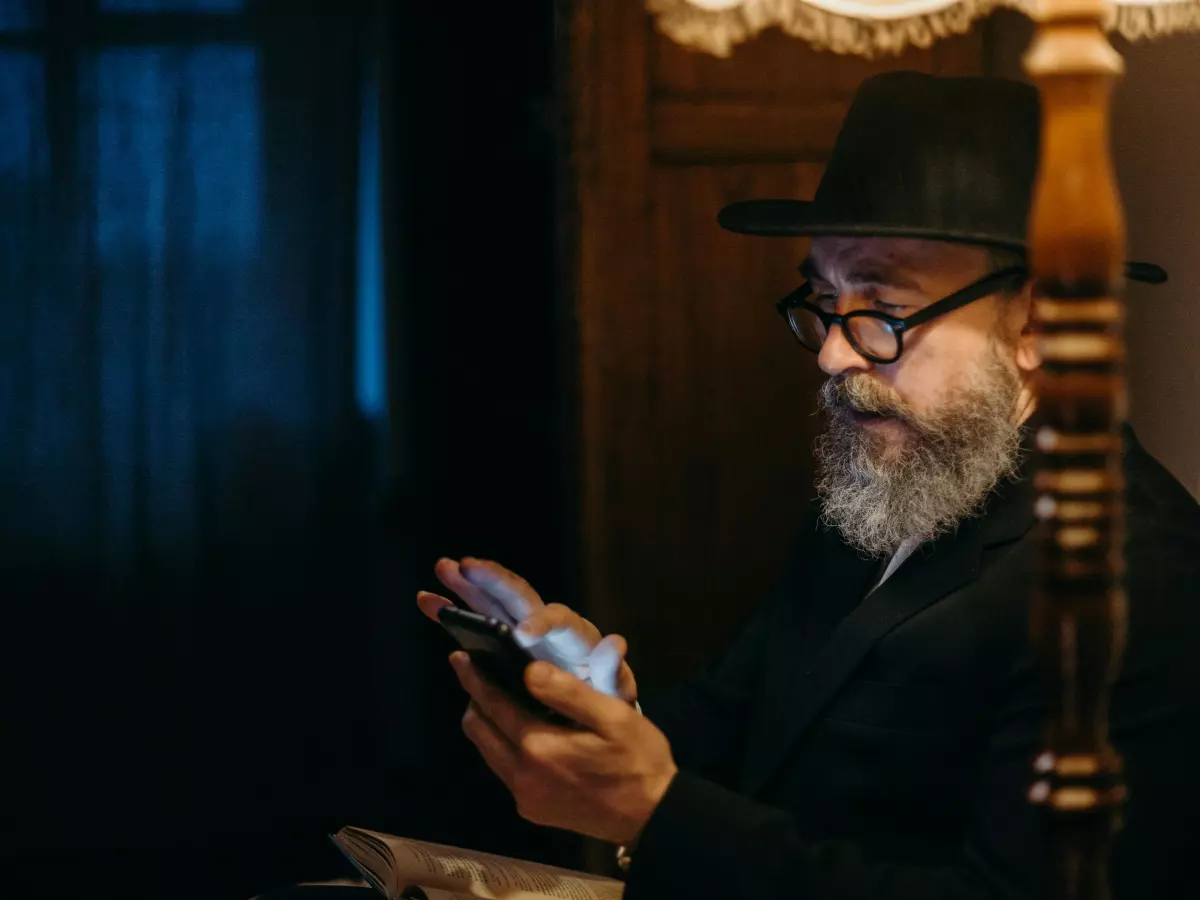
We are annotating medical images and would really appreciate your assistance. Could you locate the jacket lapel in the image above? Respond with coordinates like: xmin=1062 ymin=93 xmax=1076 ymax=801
xmin=740 ymin=513 xmax=988 ymax=796
xmin=739 ymin=460 xmax=1039 ymax=796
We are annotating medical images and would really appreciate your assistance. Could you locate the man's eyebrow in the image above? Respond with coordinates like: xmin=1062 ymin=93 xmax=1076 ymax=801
xmin=801 ymin=257 xmax=922 ymax=291
xmin=799 ymin=258 xmax=824 ymax=282
xmin=848 ymin=267 xmax=922 ymax=291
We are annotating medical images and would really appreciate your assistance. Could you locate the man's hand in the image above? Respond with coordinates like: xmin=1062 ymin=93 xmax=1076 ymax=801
xmin=449 ymin=649 xmax=676 ymax=845
xmin=417 ymin=557 xmax=637 ymax=701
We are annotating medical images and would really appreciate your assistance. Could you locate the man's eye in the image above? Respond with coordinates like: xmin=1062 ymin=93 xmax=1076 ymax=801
xmin=874 ymin=301 xmax=908 ymax=314
xmin=816 ymin=293 xmax=838 ymax=311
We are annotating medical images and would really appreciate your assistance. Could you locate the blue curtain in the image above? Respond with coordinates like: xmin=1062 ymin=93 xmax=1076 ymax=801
xmin=1 ymin=2 xmax=388 ymax=885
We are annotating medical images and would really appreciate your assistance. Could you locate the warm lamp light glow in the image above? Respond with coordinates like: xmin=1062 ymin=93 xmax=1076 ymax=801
xmin=649 ymin=0 xmax=1200 ymax=58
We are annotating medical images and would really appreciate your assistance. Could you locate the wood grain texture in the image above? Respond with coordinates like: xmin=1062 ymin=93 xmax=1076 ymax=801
xmin=650 ymin=98 xmax=847 ymax=163
xmin=607 ymin=163 xmax=822 ymax=684
xmin=650 ymin=22 xmax=966 ymax=95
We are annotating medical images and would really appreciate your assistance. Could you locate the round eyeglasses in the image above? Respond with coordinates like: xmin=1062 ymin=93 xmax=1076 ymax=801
xmin=776 ymin=266 xmax=1028 ymax=364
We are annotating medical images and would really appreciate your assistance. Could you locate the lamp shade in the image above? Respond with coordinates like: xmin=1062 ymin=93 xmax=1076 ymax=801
xmin=649 ymin=0 xmax=1200 ymax=57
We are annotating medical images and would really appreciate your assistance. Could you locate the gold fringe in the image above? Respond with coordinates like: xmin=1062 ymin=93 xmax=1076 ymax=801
xmin=646 ymin=0 xmax=1200 ymax=59
xmin=1114 ymin=1 xmax=1200 ymax=42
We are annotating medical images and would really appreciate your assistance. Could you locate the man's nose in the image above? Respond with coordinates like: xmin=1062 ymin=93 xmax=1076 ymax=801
xmin=818 ymin=320 xmax=872 ymax=377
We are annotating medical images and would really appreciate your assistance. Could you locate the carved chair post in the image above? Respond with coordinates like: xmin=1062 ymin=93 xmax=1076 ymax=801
xmin=1023 ymin=3 xmax=1129 ymax=898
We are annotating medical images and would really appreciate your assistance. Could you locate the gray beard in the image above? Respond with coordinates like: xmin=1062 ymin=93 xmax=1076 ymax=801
xmin=813 ymin=350 xmax=1025 ymax=558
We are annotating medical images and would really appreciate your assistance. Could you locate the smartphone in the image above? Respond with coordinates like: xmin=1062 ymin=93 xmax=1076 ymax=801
xmin=437 ymin=606 xmax=575 ymax=727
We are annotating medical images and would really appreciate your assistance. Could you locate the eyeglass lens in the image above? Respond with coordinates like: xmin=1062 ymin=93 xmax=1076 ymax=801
xmin=787 ymin=307 xmax=900 ymax=361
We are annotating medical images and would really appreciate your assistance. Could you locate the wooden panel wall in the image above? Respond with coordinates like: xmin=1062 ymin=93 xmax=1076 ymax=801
xmin=568 ymin=2 xmax=985 ymax=693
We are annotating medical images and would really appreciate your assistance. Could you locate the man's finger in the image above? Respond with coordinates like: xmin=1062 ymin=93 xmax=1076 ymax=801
xmin=617 ymin=661 xmax=638 ymax=705
xmin=591 ymin=634 xmax=638 ymax=704
xmin=586 ymin=634 xmax=626 ymax=698
xmin=525 ymin=661 xmax=632 ymax=736
xmin=449 ymin=652 xmax=541 ymax=745
xmin=459 ymin=558 xmax=542 ymax=622
xmin=416 ymin=590 xmax=454 ymax=622
xmin=461 ymin=702 xmax=518 ymax=791
xmin=516 ymin=605 xmax=601 ymax=643
xmin=585 ymin=635 xmax=638 ymax=703
xmin=434 ymin=558 xmax=516 ymax=624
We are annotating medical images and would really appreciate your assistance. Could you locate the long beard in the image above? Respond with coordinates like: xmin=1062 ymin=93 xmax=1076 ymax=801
xmin=813 ymin=349 xmax=1025 ymax=558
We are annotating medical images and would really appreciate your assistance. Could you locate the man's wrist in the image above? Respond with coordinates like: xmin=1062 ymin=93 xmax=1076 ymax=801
xmin=617 ymin=760 xmax=677 ymax=871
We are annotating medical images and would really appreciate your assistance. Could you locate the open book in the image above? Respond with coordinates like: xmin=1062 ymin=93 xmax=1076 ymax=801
xmin=331 ymin=827 xmax=624 ymax=900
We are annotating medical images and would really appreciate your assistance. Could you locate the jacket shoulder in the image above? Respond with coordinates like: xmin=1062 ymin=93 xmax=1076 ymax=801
xmin=1123 ymin=429 xmax=1200 ymax=556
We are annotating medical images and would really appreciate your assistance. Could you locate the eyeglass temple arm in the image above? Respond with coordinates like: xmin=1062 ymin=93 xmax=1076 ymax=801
xmin=778 ymin=261 xmax=1157 ymax=329
xmin=896 ymin=266 xmax=1028 ymax=331
xmin=775 ymin=284 xmax=813 ymax=317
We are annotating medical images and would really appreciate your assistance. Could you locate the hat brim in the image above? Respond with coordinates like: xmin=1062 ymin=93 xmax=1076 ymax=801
xmin=719 ymin=199 xmax=1168 ymax=285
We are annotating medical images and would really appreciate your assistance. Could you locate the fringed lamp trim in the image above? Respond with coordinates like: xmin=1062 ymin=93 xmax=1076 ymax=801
xmin=647 ymin=0 xmax=1200 ymax=58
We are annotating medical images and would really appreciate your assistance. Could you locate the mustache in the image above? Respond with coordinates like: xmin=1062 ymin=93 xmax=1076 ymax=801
xmin=819 ymin=374 xmax=914 ymax=421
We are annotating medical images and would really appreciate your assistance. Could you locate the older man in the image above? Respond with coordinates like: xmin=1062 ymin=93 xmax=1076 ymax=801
xmin=418 ymin=73 xmax=1200 ymax=899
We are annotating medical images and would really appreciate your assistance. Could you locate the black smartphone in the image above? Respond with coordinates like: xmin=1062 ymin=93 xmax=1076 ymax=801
xmin=437 ymin=606 xmax=574 ymax=727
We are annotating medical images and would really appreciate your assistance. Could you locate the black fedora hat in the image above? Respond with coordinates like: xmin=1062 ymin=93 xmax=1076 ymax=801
xmin=719 ymin=71 xmax=1166 ymax=285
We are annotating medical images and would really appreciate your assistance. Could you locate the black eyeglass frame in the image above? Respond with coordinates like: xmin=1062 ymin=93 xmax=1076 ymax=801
xmin=775 ymin=265 xmax=1028 ymax=364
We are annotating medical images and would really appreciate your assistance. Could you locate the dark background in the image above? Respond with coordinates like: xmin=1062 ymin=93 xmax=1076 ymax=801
xmin=1 ymin=1 xmax=577 ymax=897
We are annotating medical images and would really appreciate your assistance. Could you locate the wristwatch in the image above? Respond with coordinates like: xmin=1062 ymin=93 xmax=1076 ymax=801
xmin=615 ymin=843 xmax=634 ymax=873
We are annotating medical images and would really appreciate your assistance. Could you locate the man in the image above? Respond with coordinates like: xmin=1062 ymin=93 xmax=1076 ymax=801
xmin=417 ymin=73 xmax=1200 ymax=898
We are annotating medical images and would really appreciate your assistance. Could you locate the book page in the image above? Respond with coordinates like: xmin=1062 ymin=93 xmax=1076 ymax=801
xmin=332 ymin=829 xmax=393 ymax=896
xmin=339 ymin=828 xmax=623 ymax=900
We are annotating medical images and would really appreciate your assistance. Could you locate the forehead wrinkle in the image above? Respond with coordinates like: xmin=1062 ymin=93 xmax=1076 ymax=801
xmin=808 ymin=258 xmax=922 ymax=292
xmin=808 ymin=242 xmax=924 ymax=292
xmin=844 ymin=265 xmax=921 ymax=291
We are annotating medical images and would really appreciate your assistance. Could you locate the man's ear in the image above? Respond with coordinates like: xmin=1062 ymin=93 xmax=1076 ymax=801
xmin=1013 ymin=282 xmax=1041 ymax=374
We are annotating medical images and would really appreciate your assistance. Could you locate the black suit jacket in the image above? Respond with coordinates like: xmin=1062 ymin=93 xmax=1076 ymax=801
xmin=627 ymin=431 xmax=1200 ymax=900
